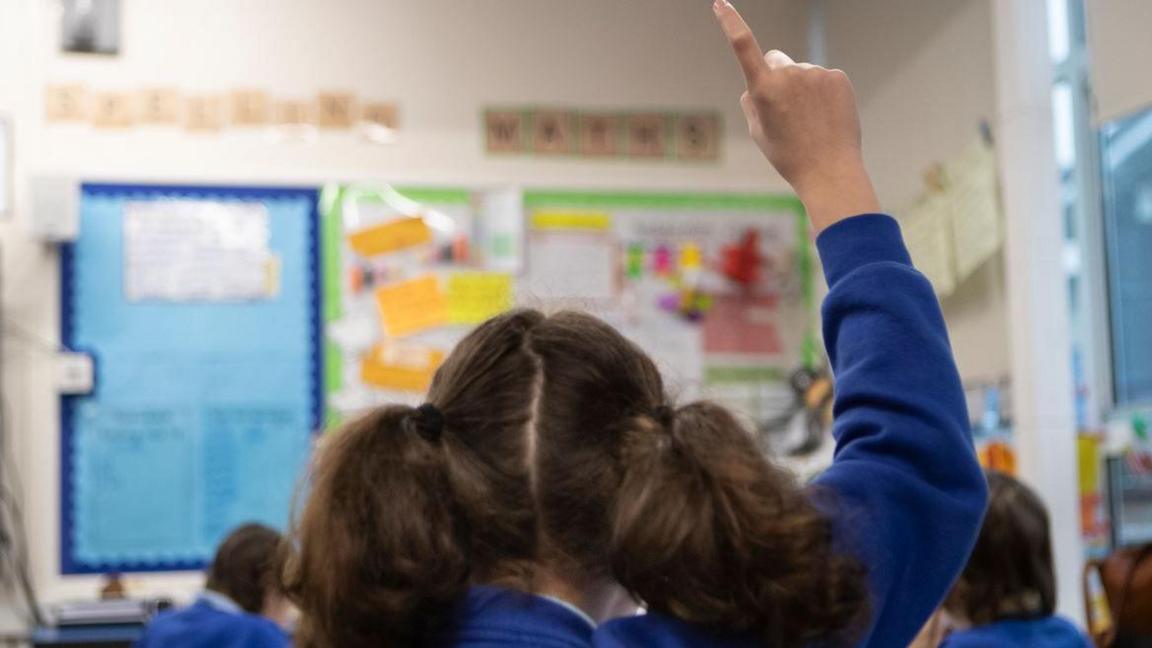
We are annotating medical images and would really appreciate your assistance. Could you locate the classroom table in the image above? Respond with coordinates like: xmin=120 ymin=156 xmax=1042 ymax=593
xmin=29 ymin=624 xmax=142 ymax=648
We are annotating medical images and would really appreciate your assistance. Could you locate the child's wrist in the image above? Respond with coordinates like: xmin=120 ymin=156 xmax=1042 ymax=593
xmin=795 ymin=160 xmax=881 ymax=233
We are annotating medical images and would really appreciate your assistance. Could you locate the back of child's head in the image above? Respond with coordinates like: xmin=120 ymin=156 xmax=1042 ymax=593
xmin=283 ymin=309 xmax=868 ymax=648
xmin=207 ymin=523 xmax=286 ymax=614
xmin=945 ymin=471 xmax=1057 ymax=625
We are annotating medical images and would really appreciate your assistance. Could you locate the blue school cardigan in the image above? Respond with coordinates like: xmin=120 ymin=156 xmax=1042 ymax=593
xmin=134 ymin=591 xmax=289 ymax=648
xmin=595 ymin=214 xmax=988 ymax=647
xmin=434 ymin=585 xmax=595 ymax=647
xmin=942 ymin=616 xmax=1092 ymax=647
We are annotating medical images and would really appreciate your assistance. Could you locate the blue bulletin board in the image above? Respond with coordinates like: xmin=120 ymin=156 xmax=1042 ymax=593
xmin=60 ymin=183 xmax=322 ymax=574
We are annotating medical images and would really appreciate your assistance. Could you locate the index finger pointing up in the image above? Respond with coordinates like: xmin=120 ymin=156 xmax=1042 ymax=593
xmin=713 ymin=0 xmax=769 ymax=85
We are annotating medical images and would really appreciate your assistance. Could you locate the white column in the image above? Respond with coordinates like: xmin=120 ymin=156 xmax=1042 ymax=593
xmin=992 ymin=0 xmax=1085 ymax=623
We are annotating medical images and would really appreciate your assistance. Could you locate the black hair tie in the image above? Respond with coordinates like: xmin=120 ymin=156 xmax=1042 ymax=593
xmin=411 ymin=403 xmax=444 ymax=443
xmin=653 ymin=405 xmax=676 ymax=429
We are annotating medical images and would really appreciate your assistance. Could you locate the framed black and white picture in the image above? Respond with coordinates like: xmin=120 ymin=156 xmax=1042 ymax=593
xmin=61 ymin=0 xmax=121 ymax=56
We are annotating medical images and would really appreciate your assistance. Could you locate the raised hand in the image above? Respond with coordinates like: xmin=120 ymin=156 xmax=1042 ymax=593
xmin=713 ymin=0 xmax=881 ymax=232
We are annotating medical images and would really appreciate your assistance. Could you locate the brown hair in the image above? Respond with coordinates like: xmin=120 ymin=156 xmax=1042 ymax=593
xmin=206 ymin=523 xmax=285 ymax=614
xmin=284 ymin=309 xmax=868 ymax=647
xmin=945 ymin=471 xmax=1057 ymax=625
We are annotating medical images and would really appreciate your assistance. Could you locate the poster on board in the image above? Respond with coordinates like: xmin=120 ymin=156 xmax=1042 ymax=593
xmin=322 ymin=187 xmax=816 ymax=440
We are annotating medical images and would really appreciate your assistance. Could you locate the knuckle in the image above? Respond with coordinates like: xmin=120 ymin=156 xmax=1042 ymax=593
xmin=750 ymin=86 xmax=773 ymax=104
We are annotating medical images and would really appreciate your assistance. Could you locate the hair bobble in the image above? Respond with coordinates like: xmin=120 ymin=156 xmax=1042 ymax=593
xmin=653 ymin=405 xmax=676 ymax=430
xmin=410 ymin=403 xmax=444 ymax=443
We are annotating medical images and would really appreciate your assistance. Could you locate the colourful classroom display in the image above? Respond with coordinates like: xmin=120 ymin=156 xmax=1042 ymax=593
xmin=59 ymin=184 xmax=811 ymax=574
xmin=321 ymin=187 xmax=814 ymax=428
xmin=61 ymin=184 xmax=322 ymax=573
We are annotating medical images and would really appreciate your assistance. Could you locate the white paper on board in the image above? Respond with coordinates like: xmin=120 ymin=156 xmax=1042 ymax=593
xmin=124 ymin=200 xmax=276 ymax=301
xmin=524 ymin=230 xmax=616 ymax=302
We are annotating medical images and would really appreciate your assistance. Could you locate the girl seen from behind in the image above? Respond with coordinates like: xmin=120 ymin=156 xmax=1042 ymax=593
xmin=281 ymin=1 xmax=988 ymax=646
xmin=936 ymin=472 xmax=1092 ymax=648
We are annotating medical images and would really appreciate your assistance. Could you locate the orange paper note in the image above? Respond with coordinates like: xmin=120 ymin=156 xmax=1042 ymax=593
xmin=347 ymin=217 xmax=432 ymax=257
xmin=360 ymin=343 xmax=445 ymax=392
xmin=375 ymin=275 xmax=448 ymax=337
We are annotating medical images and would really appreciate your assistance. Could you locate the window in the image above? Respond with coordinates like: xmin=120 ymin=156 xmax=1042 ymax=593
xmin=1101 ymin=110 xmax=1152 ymax=405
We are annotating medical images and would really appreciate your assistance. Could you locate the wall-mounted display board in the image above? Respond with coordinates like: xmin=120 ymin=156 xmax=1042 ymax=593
xmin=323 ymin=186 xmax=815 ymax=432
xmin=61 ymin=183 xmax=322 ymax=573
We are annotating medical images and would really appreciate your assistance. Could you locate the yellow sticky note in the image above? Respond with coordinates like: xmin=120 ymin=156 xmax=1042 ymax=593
xmin=447 ymin=272 xmax=513 ymax=324
xmin=375 ymin=275 xmax=448 ymax=337
xmin=347 ymin=217 xmax=432 ymax=257
xmin=360 ymin=343 xmax=445 ymax=392
xmin=530 ymin=211 xmax=611 ymax=231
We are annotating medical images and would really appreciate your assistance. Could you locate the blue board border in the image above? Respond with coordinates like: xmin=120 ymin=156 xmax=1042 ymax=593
xmin=59 ymin=183 xmax=323 ymax=575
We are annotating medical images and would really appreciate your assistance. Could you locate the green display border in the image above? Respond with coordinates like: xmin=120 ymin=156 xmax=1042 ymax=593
xmin=318 ymin=184 xmax=474 ymax=429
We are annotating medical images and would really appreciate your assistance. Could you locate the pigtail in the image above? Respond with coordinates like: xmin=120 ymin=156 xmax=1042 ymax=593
xmin=610 ymin=401 xmax=869 ymax=647
xmin=283 ymin=405 xmax=469 ymax=648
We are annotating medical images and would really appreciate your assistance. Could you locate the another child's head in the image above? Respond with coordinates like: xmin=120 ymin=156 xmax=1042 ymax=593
xmin=945 ymin=471 xmax=1056 ymax=625
xmin=207 ymin=523 xmax=290 ymax=622
xmin=284 ymin=309 xmax=868 ymax=647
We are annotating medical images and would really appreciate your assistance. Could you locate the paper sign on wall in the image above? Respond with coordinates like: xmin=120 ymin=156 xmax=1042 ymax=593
xmin=486 ymin=110 xmax=526 ymax=153
xmin=447 ymin=272 xmax=513 ymax=324
xmin=360 ymin=342 xmax=444 ymax=392
xmin=530 ymin=211 xmax=611 ymax=231
xmin=317 ymin=92 xmax=356 ymax=129
xmin=91 ymin=92 xmax=135 ymax=129
xmin=361 ymin=103 xmax=398 ymax=129
xmin=45 ymin=84 xmax=88 ymax=122
xmin=275 ymin=101 xmax=313 ymax=126
xmin=185 ymin=96 xmax=224 ymax=132
xmin=139 ymin=88 xmax=181 ymax=124
xmin=124 ymin=201 xmax=277 ymax=301
xmin=898 ymin=192 xmax=956 ymax=297
xmin=579 ymin=113 xmax=620 ymax=157
xmin=231 ymin=90 xmax=271 ymax=126
xmin=676 ymin=113 xmax=720 ymax=160
xmin=627 ymin=113 xmax=669 ymax=158
xmin=375 ymin=275 xmax=448 ymax=337
xmin=533 ymin=110 xmax=574 ymax=155
xmin=526 ymin=230 xmax=616 ymax=301
xmin=947 ymin=141 xmax=1002 ymax=281
xmin=347 ymin=217 xmax=432 ymax=257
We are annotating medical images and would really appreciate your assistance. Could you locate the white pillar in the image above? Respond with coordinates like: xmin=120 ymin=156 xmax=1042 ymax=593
xmin=992 ymin=0 xmax=1085 ymax=624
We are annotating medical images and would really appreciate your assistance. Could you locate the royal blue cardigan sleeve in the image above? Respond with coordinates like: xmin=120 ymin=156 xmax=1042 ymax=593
xmin=594 ymin=214 xmax=987 ymax=648
xmin=811 ymin=213 xmax=987 ymax=647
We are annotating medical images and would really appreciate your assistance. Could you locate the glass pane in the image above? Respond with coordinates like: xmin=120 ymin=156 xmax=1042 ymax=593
xmin=1053 ymin=81 xmax=1077 ymax=174
xmin=1048 ymin=0 xmax=1070 ymax=63
xmin=1101 ymin=108 xmax=1152 ymax=405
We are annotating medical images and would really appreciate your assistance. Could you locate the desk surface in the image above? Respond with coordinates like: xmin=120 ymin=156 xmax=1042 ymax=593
xmin=32 ymin=624 xmax=142 ymax=645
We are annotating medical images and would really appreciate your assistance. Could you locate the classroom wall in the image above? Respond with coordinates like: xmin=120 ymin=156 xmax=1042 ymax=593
xmin=0 ymin=0 xmax=811 ymax=607
xmin=823 ymin=0 xmax=1011 ymax=384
